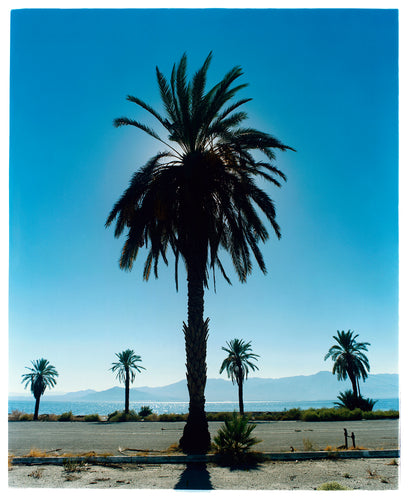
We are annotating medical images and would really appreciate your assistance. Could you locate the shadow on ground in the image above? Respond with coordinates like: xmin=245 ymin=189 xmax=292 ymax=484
xmin=174 ymin=463 xmax=213 ymax=490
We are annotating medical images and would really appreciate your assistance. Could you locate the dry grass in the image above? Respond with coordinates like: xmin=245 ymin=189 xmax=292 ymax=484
xmin=302 ymin=438 xmax=316 ymax=451
xmin=165 ymin=443 xmax=183 ymax=454
xmin=24 ymin=448 xmax=48 ymax=458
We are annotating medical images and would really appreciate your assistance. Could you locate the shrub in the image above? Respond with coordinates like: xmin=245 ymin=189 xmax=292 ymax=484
xmin=19 ymin=413 xmax=33 ymax=421
xmin=206 ymin=412 xmax=232 ymax=422
xmin=316 ymin=481 xmax=350 ymax=490
xmin=63 ymin=457 xmax=86 ymax=472
xmin=302 ymin=410 xmax=320 ymax=421
xmin=335 ymin=390 xmax=377 ymax=411
xmin=58 ymin=411 xmax=74 ymax=422
xmin=84 ymin=413 xmax=101 ymax=422
xmin=144 ymin=413 xmax=159 ymax=421
xmin=213 ymin=412 xmax=262 ymax=465
xmin=280 ymin=408 xmax=301 ymax=421
xmin=9 ymin=410 xmax=24 ymax=421
xmin=302 ymin=437 xmax=316 ymax=451
xmin=362 ymin=409 xmax=399 ymax=420
xmin=158 ymin=413 xmax=187 ymax=422
xmin=107 ymin=410 xmax=141 ymax=422
xmin=138 ymin=406 xmax=153 ymax=418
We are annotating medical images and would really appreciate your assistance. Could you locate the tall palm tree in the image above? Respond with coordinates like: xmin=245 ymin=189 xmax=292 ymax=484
xmin=220 ymin=339 xmax=260 ymax=415
xmin=111 ymin=349 xmax=145 ymax=414
xmin=324 ymin=330 xmax=370 ymax=398
xmin=106 ymin=52 xmax=294 ymax=452
xmin=21 ymin=358 xmax=58 ymax=420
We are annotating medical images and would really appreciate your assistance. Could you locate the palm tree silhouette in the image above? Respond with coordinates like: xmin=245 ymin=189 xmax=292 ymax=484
xmin=21 ymin=358 xmax=58 ymax=420
xmin=220 ymin=339 xmax=260 ymax=415
xmin=106 ymin=52 xmax=293 ymax=452
xmin=111 ymin=349 xmax=145 ymax=414
xmin=324 ymin=330 xmax=370 ymax=398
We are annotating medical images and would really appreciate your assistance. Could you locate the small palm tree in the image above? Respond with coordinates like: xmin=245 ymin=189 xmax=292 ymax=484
xmin=213 ymin=411 xmax=261 ymax=465
xmin=324 ymin=330 xmax=370 ymax=398
xmin=220 ymin=339 xmax=259 ymax=415
xmin=106 ymin=52 xmax=293 ymax=452
xmin=111 ymin=349 xmax=145 ymax=414
xmin=335 ymin=389 xmax=376 ymax=411
xmin=21 ymin=358 xmax=58 ymax=420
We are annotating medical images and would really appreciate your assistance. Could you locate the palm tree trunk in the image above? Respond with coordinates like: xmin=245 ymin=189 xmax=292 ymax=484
xmin=125 ymin=367 xmax=130 ymax=413
xmin=348 ymin=371 xmax=359 ymax=399
xmin=34 ymin=396 xmax=41 ymax=421
xmin=238 ymin=377 xmax=244 ymax=415
xmin=179 ymin=262 xmax=211 ymax=454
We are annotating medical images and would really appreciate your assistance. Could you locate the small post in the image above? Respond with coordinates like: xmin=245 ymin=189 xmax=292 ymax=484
xmin=351 ymin=432 xmax=356 ymax=448
xmin=344 ymin=428 xmax=348 ymax=448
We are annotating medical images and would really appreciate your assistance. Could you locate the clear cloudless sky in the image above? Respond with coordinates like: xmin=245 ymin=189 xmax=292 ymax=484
xmin=8 ymin=6 xmax=399 ymax=394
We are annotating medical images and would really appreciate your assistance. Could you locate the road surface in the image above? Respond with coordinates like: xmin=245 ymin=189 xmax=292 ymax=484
xmin=8 ymin=419 xmax=399 ymax=455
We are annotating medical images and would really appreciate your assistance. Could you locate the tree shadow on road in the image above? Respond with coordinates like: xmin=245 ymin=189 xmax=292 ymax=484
xmin=174 ymin=462 xmax=214 ymax=490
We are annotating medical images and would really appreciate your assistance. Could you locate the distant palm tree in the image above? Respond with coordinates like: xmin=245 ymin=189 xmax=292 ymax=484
xmin=324 ymin=330 xmax=370 ymax=398
xmin=111 ymin=349 xmax=145 ymax=413
xmin=21 ymin=358 xmax=58 ymax=420
xmin=220 ymin=339 xmax=260 ymax=415
xmin=106 ymin=52 xmax=293 ymax=452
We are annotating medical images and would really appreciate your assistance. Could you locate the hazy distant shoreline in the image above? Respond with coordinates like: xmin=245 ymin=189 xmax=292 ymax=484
xmin=8 ymin=397 xmax=399 ymax=416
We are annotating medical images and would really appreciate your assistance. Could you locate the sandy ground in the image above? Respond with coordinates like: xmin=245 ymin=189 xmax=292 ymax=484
xmin=8 ymin=457 xmax=399 ymax=490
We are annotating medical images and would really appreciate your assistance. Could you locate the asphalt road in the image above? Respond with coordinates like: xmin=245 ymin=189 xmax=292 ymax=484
xmin=8 ymin=419 xmax=399 ymax=455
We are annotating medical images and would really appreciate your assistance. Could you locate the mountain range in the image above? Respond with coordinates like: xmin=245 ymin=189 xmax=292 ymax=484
xmin=10 ymin=371 xmax=399 ymax=402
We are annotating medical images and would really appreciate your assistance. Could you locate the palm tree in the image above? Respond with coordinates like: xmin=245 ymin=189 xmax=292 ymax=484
xmin=220 ymin=339 xmax=260 ymax=415
xmin=21 ymin=358 xmax=58 ymax=420
xmin=106 ymin=52 xmax=294 ymax=452
xmin=324 ymin=330 xmax=370 ymax=398
xmin=111 ymin=349 xmax=145 ymax=414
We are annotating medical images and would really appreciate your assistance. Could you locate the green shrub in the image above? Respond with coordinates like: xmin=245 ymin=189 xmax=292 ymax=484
xmin=213 ymin=412 xmax=262 ymax=465
xmin=158 ymin=413 xmax=187 ymax=422
xmin=302 ymin=410 xmax=320 ymax=421
xmin=19 ymin=413 xmax=33 ymax=421
xmin=317 ymin=409 xmax=337 ymax=421
xmin=58 ymin=411 xmax=74 ymax=422
xmin=144 ymin=412 xmax=159 ymax=421
xmin=207 ymin=412 xmax=232 ymax=422
xmin=107 ymin=410 xmax=140 ymax=422
xmin=138 ymin=406 xmax=153 ymax=418
xmin=84 ymin=413 xmax=101 ymax=422
xmin=349 ymin=408 xmax=363 ymax=420
xmin=316 ymin=481 xmax=350 ymax=490
xmin=280 ymin=408 xmax=301 ymax=420
xmin=362 ymin=409 xmax=399 ymax=420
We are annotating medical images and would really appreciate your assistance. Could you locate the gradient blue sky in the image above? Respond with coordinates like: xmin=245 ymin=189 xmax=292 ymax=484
xmin=8 ymin=7 xmax=399 ymax=394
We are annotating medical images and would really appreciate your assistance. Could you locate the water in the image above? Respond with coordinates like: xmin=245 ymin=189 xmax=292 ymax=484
xmin=8 ymin=398 xmax=399 ymax=416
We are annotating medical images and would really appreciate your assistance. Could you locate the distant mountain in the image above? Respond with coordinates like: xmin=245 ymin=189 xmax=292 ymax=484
xmin=14 ymin=371 xmax=397 ymax=403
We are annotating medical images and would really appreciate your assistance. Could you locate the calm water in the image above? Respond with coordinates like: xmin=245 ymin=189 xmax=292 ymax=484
xmin=8 ymin=398 xmax=399 ymax=416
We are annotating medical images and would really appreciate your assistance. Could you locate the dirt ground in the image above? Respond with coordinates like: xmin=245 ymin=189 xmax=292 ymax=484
xmin=8 ymin=457 xmax=399 ymax=490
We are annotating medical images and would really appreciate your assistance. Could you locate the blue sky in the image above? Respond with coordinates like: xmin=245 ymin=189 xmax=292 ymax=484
xmin=8 ymin=7 xmax=399 ymax=394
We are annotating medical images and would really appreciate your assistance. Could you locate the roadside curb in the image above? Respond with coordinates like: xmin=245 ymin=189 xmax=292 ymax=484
xmin=11 ymin=449 xmax=399 ymax=465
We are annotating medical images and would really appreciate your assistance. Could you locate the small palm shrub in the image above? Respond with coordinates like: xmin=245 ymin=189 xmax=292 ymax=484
xmin=213 ymin=412 xmax=261 ymax=465
xmin=138 ymin=406 xmax=153 ymax=417
xmin=335 ymin=390 xmax=377 ymax=411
